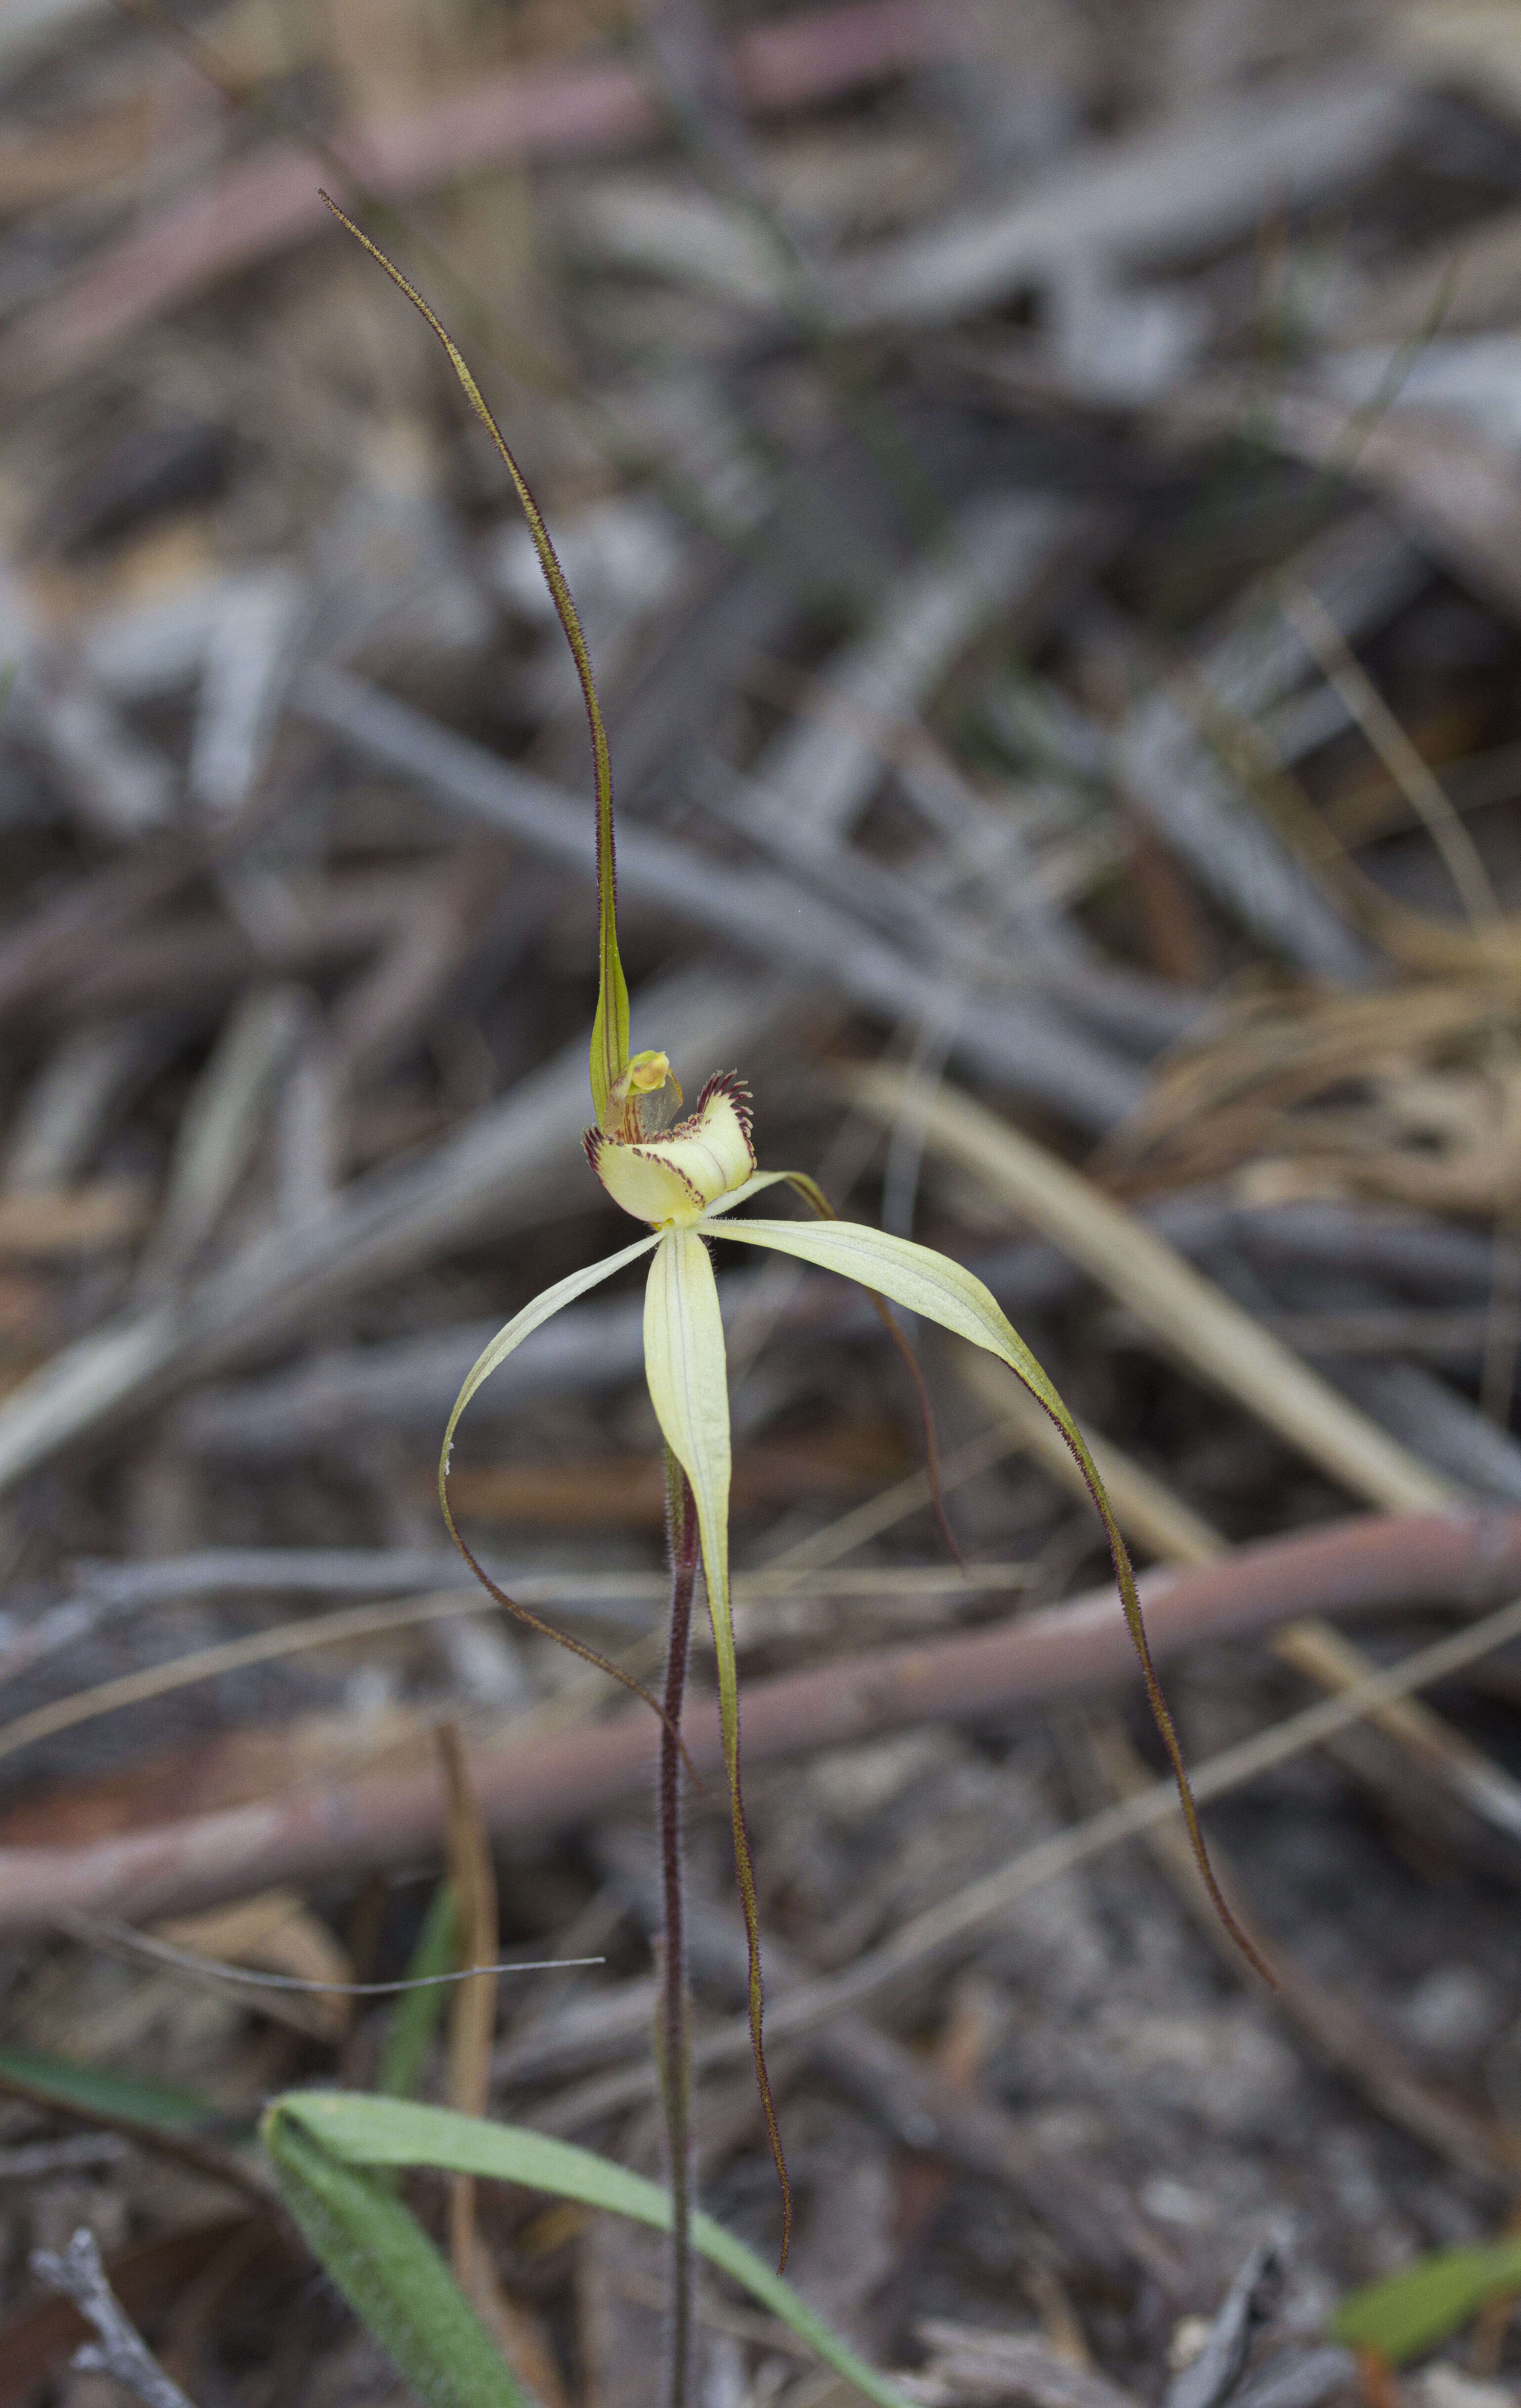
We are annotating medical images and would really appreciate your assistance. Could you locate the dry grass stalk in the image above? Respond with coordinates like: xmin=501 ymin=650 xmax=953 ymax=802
xmin=845 ymin=1065 xmax=1455 ymax=1510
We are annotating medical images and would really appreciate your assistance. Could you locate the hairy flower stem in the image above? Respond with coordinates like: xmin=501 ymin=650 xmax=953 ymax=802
xmin=659 ymin=1445 xmax=700 ymax=2408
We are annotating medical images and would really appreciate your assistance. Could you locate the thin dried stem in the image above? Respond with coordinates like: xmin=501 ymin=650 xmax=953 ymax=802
xmin=438 ymin=1472 xmax=699 ymax=1778
xmin=1282 ymin=583 xmax=1501 ymax=930
xmin=438 ymin=1725 xmax=499 ymax=2296
xmin=31 ymin=2229 xmax=196 ymax=2408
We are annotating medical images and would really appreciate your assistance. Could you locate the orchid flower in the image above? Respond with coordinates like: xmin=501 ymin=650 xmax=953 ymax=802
xmin=329 ymin=199 xmax=1262 ymax=2304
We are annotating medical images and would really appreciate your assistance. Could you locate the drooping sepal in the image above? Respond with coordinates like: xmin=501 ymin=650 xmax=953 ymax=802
xmin=708 ymin=1209 xmax=1274 ymax=1987
xmin=642 ymin=1228 xmax=791 ymax=2261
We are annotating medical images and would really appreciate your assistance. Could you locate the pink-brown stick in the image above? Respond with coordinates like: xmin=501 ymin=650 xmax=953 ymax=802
xmin=4 ymin=1507 xmax=1516 ymax=1935
xmin=10 ymin=0 xmax=969 ymax=379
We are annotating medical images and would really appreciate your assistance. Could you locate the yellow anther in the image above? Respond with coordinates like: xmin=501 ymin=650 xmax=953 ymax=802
xmin=605 ymin=1050 xmax=683 ymax=1137
xmin=628 ymin=1050 xmax=675 ymax=1095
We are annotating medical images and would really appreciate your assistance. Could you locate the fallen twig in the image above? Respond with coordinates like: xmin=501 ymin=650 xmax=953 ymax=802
xmin=833 ymin=72 xmax=1411 ymax=331
xmin=1091 ymin=1719 xmax=1514 ymax=2187
xmin=0 ymin=2223 xmax=254 ymax=2408
xmin=6 ymin=0 xmax=986 ymax=380
xmin=30 ymin=2229 xmax=197 ymax=2408
xmin=0 ymin=965 xmax=788 ymax=1497
xmin=0 ymin=1507 xmax=1517 ymax=1932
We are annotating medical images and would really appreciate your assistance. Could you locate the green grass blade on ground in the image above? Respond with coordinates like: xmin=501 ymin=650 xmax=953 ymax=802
xmin=375 ymin=1882 xmax=462 ymax=2103
xmin=1332 ymin=2236 xmax=1521 ymax=2365
xmin=267 ymin=2092 xmax=915 ymax=2408
xmin=0 ymin=2043 xmax=231 ymax=2134
xmin=265 ymin=2108 xmax=534 ymax=2408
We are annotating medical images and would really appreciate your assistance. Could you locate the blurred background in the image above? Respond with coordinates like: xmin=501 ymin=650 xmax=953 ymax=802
xmin=14 ymin=0 xmax=1521 ymax=2402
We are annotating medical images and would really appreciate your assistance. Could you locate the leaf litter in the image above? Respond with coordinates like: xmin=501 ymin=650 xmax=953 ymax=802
xmin=12 ymin=0 xmax=1521 ymax=2398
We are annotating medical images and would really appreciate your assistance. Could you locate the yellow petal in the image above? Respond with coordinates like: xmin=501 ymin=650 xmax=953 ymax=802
xmin=642 ymin=1227 xmax=788 ymax=2231
xmin=641 ymin=1226 xmax=741 ymax=1977
xmin=586 ymin=1073 xmax=756 ymax=1227
xmin=439 ymin=1230 xmax=658 ymax=1475
xmin=708 ymin=1209 xmax=1267 ymax=1979
xmin=710 ymin=1215 xmax=1058 ymax=1386
xmin=710 ymin=1215 xmax=1099 ymax=1445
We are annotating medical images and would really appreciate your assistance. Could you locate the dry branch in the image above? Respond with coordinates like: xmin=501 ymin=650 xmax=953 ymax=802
xmin=847 ymin=1066 xmax=1457 ymax=1511
xmin=5 ymin=0 xmax=983 ymax=380
xmin=0 ymin=1507 xmax=1515 ymax=1935
xmin=0 ymin=967 xmax=788 ymax=1498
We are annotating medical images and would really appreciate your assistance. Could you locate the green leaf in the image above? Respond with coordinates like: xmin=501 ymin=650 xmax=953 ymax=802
xmin=270 ymin=2092 xmax=914 ymax=2408
xmin=375 ymin=1883 xmax=461 ymax=2103
xmin=1332 ymin=2238 xmax=1521 ymax=2366
xmin=264 ymin=2108 xmax=532 ymax=2408
xmin=0 ymin=2043 xmax=227 ymax=2135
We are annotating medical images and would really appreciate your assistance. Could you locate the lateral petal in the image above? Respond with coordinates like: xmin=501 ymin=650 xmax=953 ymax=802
xmin=699 ymin=1169 xmax=792 ymax=1220
xmin=713 ymin=1217 xmax=1075 ymax=1420
xmin=713 ymin=1213 xmax=1270 ymax=1979
xmin=441 ymin=1231 xmax=657 ymax=1471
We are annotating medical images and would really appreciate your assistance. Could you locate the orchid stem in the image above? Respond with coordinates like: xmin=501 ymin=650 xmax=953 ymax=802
xmin=659 ymin=1444 xmax=700 ymax=2408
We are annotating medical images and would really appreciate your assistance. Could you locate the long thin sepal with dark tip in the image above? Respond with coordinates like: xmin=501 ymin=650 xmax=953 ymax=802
xmin=969 ymin=1372 xmax=1274 ymax=1988
xmin=730 ymin=1735 xmax=792 ymax=2269
xmin=437 ymin=1460 xmax=698 ymax=1773
xmin=318 ymin=194 xmax=630 ymax=1128
xmin=1092 ymin=1481 xmax=1277 ymax=1990
xmin=783 ymin=1172 xmax=964 ymax=1570
xmin=712 ymin=1209 xmax=1273 ymax=1992
xmin=658 ymin=1447 xmax=698 ymax=2408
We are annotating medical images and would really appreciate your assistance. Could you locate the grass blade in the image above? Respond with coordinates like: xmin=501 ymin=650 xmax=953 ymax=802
xmin=0 ymin=2043 xmax=227 ymax=2134
xmin=375 ymin=1883 xmax=461 ymax=2103
xmin=1332 ymin=2238 xmax=1521 ymax=2365
xmin=265 ymin=2110 xmax=534 ymax=2408
xmin=267 ymin=2092 xmax=914 ymax=2408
